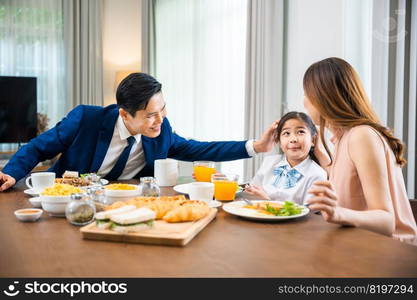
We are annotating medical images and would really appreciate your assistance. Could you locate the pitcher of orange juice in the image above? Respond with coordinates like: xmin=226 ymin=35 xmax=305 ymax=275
xmin=193 ymin=161 xmax=216 ymax=182
xmin=211 ymin=173 xmax=239 ymax=201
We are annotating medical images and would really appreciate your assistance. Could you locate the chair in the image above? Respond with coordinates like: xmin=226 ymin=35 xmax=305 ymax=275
xmin=410 ymin=199 xmax=417 ymax=223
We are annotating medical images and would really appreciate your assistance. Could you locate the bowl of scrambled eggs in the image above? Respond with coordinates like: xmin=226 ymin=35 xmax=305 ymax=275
xmin=103 ymin=183 xmax=141 ymax=204
xmin=40 ymin=184 xmax=83 ymax=216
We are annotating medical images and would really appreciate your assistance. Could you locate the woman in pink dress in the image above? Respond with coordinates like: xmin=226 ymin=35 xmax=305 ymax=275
xmin=303 ymin=57 xmax=417 ymax=245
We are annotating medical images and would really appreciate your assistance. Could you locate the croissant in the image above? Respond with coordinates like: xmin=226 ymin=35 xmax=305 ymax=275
xmin=105 ymin=201 xmax=126 ymax=210
xmin=163 ymin=201 xmax=210 ymax=223
xmin=146 ymin=201 xmax=178 ymax=219
xmin=105 ymin=195 xmax=187 ymax=220
xmin=104 ymin=196 xmax=208 ymax=223
xmin=130 ymin=196 xmax=186 ymax=219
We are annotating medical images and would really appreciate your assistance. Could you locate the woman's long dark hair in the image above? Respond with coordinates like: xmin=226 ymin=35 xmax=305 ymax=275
xmin=275 ymin=111 xmax=320 ymax=165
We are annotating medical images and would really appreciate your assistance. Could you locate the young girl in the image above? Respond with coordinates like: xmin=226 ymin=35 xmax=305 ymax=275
xmin=303 ymin=57 xmax=417 ymax=245
xmin=245 ymin=111 xmax=327 ymax=205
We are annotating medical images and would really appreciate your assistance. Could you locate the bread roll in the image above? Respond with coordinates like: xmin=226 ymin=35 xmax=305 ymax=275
xmin=163 ymin=200 xmax=210 ymax=223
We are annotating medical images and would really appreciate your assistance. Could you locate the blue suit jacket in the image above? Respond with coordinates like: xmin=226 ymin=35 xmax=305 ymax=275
xmin=4 ymin=105 xmax=250 ymax=182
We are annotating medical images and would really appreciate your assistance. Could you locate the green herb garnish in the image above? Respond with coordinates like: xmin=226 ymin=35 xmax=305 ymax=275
xmin=265 ymin=201 xmax=302 ymax=216
xmin=96 ymin=219 xmax=110 ymax=225
xmin=110 ymin=220 xmax=154 ymax=228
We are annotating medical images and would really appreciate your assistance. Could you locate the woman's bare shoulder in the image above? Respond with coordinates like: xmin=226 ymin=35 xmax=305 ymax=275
xmin=348 ymin=125 xmax=386 ymax=161
xmin=349 ymin=125 xmax=384 ymax=146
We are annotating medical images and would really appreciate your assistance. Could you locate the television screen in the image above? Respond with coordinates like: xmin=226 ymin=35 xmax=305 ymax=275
xmin=0 ymin=76 xmax=37 ymax=143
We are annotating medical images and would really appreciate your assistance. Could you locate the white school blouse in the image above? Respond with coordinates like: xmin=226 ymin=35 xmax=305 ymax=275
xmin=250 ymin=155 xmax=327 ymax=205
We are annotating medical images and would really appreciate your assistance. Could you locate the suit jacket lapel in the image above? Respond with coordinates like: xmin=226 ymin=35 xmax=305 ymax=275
xmin=90 ymin=107 xmax=119 ymax=172
xmin=135 ymin=136 xmax=158 ymax=178
xmin=141 ymin=136 xmax=155 ymax=167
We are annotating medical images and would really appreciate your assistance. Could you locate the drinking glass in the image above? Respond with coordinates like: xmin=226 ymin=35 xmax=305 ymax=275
xmin=193 ymin=161 xmax=216 ymax=182
xmin=211 ymin=173 xmax=239 ymax=201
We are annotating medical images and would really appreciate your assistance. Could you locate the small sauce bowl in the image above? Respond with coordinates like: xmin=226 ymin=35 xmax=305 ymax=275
xmin=14 ymin=208 xmax=43 ymax=222
xmin=29 ymin=197 xmax=42 ymax=208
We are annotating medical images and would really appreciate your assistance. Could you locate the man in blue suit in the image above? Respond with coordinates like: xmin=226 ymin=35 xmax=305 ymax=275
xmin=0 ymin=73 xmax=277 ymax=191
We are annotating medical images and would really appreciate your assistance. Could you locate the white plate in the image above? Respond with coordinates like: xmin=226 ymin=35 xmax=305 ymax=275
xmin=23 ymin=188 xmax=40 ymax=197
xmin=207 ymin=200 xmax=222 ymax=208
xmin=222 ymin=200 xmax=309 ymax=221
xmin=99 ymin=179 xmax=109 ymax=185
xmin=184 ymin=199 xmax=222 ymax=208
xmin=68 ymin=178 xmax=109 ymax=188
xmin=173 ymin=183 xmax=243 ymax=195
xmin=28 ymin=196 xmax=42 ymax=208
xmin=173 ymin=183 xmax=190 ymax=194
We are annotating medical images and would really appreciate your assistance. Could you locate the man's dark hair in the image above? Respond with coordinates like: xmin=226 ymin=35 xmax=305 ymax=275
xmin=116 ymin=72 xmax=162 ymax=116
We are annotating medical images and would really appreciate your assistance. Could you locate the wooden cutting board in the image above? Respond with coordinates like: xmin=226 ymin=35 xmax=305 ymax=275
xmin=80 ymin=208 xmax=217 ymax=246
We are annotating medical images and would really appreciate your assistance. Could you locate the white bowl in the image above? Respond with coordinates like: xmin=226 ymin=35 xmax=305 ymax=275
xmin=103 ymin=185 xmax=141 ymax=204
xmin=40 ymin=195 xmax=71 ymax=216
xmin=29 ymin=197 xmax=42 ymax=208
xmin=14 ymin=208 xmax=43 ymax=222
xmin=104 ymin=185 xmax=141 ymax=197
xmin=40 ymin=195 xmax=72 ymax=203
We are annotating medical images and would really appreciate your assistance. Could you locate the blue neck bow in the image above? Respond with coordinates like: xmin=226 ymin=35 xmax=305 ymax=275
xmin=272 ymin=165 xmax=303 ymax=189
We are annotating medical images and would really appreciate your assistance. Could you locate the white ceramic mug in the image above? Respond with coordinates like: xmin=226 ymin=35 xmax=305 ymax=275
xmin=188 ymin=182 xmax=214 ymax=204
xmin=25 ymin=172 xmax=56 ymax=192
xmin=154 ymin=159 xmax=178 ymax=186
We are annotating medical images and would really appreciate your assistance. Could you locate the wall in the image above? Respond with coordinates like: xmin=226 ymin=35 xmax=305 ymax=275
xmin=102 ymin=0 xmax=142 ymax=106
xmin=285 ymin=0 xmax=345 ymax=112
xmin=284 ymin=0 xmax=373 ymax=112
xmin=102 ymin=0 xmax=371 ymax=111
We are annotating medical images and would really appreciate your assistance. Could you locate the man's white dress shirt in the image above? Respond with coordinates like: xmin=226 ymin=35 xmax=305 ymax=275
xmin=98 ymin=116 xmax=257 ymax=180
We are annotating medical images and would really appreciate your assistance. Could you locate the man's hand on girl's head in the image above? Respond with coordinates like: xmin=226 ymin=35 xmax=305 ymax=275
xmin=253 ymin=120 xmax=280 ymax=153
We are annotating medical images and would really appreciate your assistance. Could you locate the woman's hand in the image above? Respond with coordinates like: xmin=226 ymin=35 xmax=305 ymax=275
xmin=253 ymin=120 xmax=280 ymax=153
xmin=244 ymin=184 xmax=270 ymax=200
xmin=307 ymin=180 xmax=343 ymax=224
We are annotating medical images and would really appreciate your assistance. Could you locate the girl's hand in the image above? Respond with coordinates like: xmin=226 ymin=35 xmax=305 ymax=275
xmin=307 ymin=180 xmax=343 ymax=224
xmin=244 ymin=184 xmax=270 ymax=200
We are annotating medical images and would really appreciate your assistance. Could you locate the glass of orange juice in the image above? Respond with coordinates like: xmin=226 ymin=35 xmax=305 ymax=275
xmin=193 ymin=161 xmax=216 ymax=182
xmin=211 ymin=173 xmax=239 ymax=201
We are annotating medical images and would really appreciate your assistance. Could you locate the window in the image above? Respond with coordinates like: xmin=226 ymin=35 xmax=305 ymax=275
xmin=153 ymin=0 xmax=248 ymax=178
xmin=0 ymin=0 xmax=66 ymax=151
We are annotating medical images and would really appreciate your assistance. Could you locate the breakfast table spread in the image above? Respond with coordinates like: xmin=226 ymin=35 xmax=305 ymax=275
xmin=1 ymin=180 xmax=417 ymax=278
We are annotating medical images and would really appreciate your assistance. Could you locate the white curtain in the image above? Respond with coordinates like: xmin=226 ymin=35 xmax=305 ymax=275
xmin=0 ymin=0 xmax=66 ymax=151
xmin=152 ymin=0 xmax=248 ymax=179
xmin=63 ymin=0 xmax=103 ymax=107
xmin=244 ymin=0 xmax=285 ymax=182
xmin=141 ymin=0 xmax=155 ymax=74
xmin=370 ymin=0 xmax=417 ymax=198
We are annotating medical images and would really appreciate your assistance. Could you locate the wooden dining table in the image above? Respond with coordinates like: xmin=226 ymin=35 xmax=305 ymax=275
xmin=1 ymin=180 xmax=417 ymax=278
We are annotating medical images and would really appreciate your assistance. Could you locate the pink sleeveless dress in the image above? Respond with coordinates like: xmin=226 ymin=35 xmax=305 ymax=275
xmin=330 ymin=125 xmax=417 ymax=246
